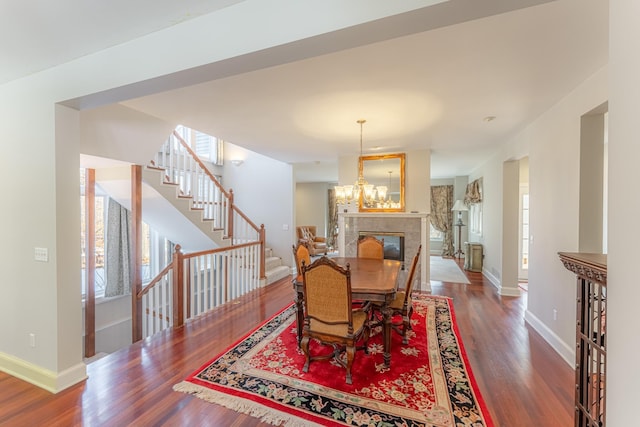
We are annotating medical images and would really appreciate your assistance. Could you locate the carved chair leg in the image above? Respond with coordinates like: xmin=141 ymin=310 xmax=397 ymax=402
xmin=402 ymin=314 xmax=410 ymax=345
xmin=363 ymin=326 xmax=371 ymax=354
xmin=345 ymin=345 xmax=355 ymax=385
xmin=301 ymin=336 xmax=311 ymax=373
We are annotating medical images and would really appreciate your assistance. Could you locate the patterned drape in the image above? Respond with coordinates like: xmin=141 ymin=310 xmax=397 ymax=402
xmin=105 ymin=199 xmax=132 ymax=297
xmin=430 ymin=185 xmax=454 ymax=257
xmin=327 ymin=188 xmax=338 ymax=250
xmin=464 ymin=179 xmax=483 ymax=205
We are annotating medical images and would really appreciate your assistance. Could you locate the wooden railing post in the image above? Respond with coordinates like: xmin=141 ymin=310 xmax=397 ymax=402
xmin=172 ymin=245 xmax=184 ymax=328
xmin=84 ymin=168 xmax=96 ymax=358
xmin=259 ymin=224 xmax=266 ymax=279
xmin=131 ymin=165 xmax=143 ymax=343
xmin=228 ymin=189 xmax=234 ymax=242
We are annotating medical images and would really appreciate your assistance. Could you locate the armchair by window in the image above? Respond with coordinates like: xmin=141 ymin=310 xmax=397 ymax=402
xmin=296 ymin=226 xmax=328 ymax=256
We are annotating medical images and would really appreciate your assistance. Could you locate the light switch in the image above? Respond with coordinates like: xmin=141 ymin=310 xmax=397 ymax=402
xmin=34 ymin=247 xmax=48 ymax=262
xmin=282 ymin=224 xmax=289 ymax=231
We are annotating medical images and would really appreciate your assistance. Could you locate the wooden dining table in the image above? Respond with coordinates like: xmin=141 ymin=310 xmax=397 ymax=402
xmin=293 ymin=257 xmax=402 ymax=367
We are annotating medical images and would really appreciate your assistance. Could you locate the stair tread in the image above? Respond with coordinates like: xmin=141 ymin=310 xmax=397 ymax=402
xmin=265 ymin=266 xmax=292 ymax=285
xmin=265 ymin=265 xmax=290 ymax=272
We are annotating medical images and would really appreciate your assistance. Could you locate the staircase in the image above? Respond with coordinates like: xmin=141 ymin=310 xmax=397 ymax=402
xmin=142 ymin=166 xmax=230 ymax=247
xmin=264 ymin=248 xmax=291 ymax=284
xmin=143 ymin=129 xmax=293 ymax=285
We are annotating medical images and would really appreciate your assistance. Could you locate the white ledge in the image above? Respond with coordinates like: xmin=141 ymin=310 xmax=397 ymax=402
xmin=339 ymin=212 xmax=429 ymax=218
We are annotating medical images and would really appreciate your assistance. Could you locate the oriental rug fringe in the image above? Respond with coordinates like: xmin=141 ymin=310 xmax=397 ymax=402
xmin=174 ymin=295 xmax=493 ymax=426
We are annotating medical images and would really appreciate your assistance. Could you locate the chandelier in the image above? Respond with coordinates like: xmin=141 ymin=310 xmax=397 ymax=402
xmin=335 ymin=119 xmax=382 ymax=209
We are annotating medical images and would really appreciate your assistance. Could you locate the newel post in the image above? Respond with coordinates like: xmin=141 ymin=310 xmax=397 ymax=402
xmin=260 ymin=224 xmax=266 ymax=279
xmin=172 ymin=244 xmax=184 ymax=328
xmin=228 ymin=189 xmax=234 ymax=242
xmin=131 ymin=165 xmax=143 ymax=343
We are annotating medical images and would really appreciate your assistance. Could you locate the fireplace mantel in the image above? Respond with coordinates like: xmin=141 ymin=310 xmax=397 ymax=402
xmin=337 ymin=212 xmax=430 ymax=292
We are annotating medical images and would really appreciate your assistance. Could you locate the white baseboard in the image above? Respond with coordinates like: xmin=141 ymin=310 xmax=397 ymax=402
xmin=0 ymin=351 xmax=87 ymax=393
xmin=421 ymin=281 xmax=432 ymax=293
xmin=481 ymin=268 xmax=520 ymax=296
xmin=483 ymin=267 xmax=500 ymax=290
xmin=524 ymin=309 xmax=574 ymax=367
xmin=499 ymin=286 xmax=521 ymax=297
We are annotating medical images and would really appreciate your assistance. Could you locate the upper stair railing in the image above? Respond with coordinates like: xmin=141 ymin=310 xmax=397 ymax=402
xmin=150 ymin=130 xmax=264 ymax=246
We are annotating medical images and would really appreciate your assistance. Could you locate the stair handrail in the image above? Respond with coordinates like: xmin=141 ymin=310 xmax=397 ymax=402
xmin=138 ymin=262 xmax=174 ymax=298
xmin=169 ymin=131 xmax=263 ymax=246
xmin=171 ymin=130 xmax=231 ymax=199
xmin=134 ymin=241 xmax=264 ymax=339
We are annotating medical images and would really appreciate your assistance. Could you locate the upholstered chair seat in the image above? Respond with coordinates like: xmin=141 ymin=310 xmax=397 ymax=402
xmin=308 ymin=310 xmax=368 ymax=337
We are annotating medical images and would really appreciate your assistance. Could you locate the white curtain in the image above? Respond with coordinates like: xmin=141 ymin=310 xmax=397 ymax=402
xmin=105 ymin=199 xmax=132 ymax=297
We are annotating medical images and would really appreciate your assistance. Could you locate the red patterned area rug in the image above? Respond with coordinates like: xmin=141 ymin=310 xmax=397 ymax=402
xmin=174 ymin=295 xmax=494 ymax=427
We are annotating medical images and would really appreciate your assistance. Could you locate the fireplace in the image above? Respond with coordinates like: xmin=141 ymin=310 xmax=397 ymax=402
xmin=359 ymin=231 xmax=405 ymax=265
xmin=338 ymin=212 xmax=430 ymax=291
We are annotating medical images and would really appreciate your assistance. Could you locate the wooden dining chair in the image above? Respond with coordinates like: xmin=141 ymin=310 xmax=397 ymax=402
xmin=292 ymin=243 xmax=311 ymax=280
xmin=372 ymin=244 xmax=422 ymax=344
xmin=300 ymin=256 xmax=370 ymax=385
xmin=357 ymin=235 xmax=384 ymax=259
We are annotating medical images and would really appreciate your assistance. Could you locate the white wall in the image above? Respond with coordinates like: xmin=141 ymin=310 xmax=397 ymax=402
xmin=223 ymin=143 xmax=294 ymax=269
xmin=405 ymin=150 xmax=430 ymax=213
xmin=80 ymin=104 xmax=175 ymax=165
xmin=468 ymin=153 xmax=504 ymax=284
xmin=82 ymin=296 xmax=132 ymax=354
xmin=296 ymin=183 xmax=333 ymax=238
xmin=608 ymin=2 xmax=640 ymax=423
xmin=471 ymin=66 xmax=608 ymax=363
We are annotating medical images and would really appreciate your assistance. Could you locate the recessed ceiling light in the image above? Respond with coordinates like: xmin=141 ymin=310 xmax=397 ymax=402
xmin=483 ymin=116 xmax=496 ymax=122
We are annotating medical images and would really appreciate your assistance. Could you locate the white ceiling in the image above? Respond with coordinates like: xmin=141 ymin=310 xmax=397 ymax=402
xmin=4 ymin=0 xmax=609 ymax=182
xmin=0 ymin=0 xmax=243 ymax=84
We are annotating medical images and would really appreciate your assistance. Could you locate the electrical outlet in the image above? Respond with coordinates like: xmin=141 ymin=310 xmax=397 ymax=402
xmin=29 ymin=333 xmax=36 ymax=348
xmin=553 ymin=308 xmax=558 ymax=321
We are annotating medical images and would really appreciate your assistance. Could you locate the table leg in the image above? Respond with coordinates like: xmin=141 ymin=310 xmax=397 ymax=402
xmin=382 ymin=304 xmax=392 ymax=366
xmin=295 ymin=289 xmax=303 ymax=346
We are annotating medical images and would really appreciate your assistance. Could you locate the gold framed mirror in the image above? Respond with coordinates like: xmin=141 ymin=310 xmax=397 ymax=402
xmin=358 ymin=153 xmax=405 ymax=212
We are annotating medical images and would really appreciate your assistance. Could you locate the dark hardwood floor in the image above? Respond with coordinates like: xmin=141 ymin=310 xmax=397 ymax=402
xmin=0 ymin=259 xmax=573 ymax=426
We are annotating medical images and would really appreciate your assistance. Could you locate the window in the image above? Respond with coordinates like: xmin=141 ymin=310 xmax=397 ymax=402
xmin=175 ymin=125 xmax=224 ymax=165
xmin=81 ymin=169 xmax=174 ymax=299
xmin=467 ymin=179 xmax=483 ymax=236
xmin=470 ymin=203 xmax=483 ymax=235
xmin=430 ymin=223 xmax=444 ymax=240
xmin=80 ymin=170 xmax=107 ymax=298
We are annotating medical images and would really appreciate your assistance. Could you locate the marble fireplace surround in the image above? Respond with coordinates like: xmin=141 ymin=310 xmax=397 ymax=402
xmin=337 ymin=212 xmax=430 ymax=292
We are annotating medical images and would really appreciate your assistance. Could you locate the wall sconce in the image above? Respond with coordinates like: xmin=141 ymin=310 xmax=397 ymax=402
xmin=230 ymin=159 xmax=244 ymax=166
